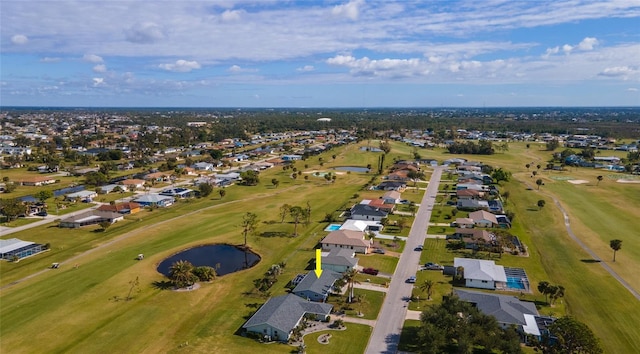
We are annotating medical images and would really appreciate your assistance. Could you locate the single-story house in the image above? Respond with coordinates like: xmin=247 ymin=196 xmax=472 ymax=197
xmin=292 ymin=270 xmax=342 ymax=302
xmin=322 ymin=249 xmax=358 ymax=273
xmin=455 ymin=289 xmax=543 ymax=341
xmin=65 ymin=190 xmax=98 ymax=202
xmin=0 ymin=238 xmax=45 ymax=260
xmin=144 ymin=171 xmax=173 ymax=182
xmin=363 ymin=199 xmax=395 ymax=213
xmin=119 ymin=179 xmax=146 ymax=190
xmin=339 ymin=219 xmax=382 ymax=232
xmin=159 ymin=187 xmax=195 ymax=199
xmin=321 ymin=230 xmax=371 ymax=254
xmin=452 ymin=228 xmax=495 ymax=249
xmin=133 ymin=194 xmax=175 ymax=208
xmin=59 ymin=210 xmax=124 ymax=228
xmin=381 ymin=191 xmax=402 ymax=204
xmin=193 ymin=162 xmax=215 ymax=171
xmin=454 ymin=257 xmax=507 ymax=290
xmin=452 ymin=217 xmax=475 ymax=228
xmin=98 ymin=184 xmax=121 ymax=194
xmin=242 ymin=294 xmax=333 ymax=342
xmin=456 ymin=189 xmax=484 ymax=200
xmin=377 ymin=181 xmax=407 ymax=191
xmin=469 ymin=210 xmax=499 ymax=228
xmin=17 ymin=176 xmax=57 ymax=186
xmin=456 ymin=199 xmax=489 ymax=211
xmin=457 ymin=183 xmax=490 ymax=191
xmin=97 ymin=202 xmax=142 ymax=214
xmin=282 ymin=154 xmax=303 ymax=161
xmin=215 ymin=172 xmax=241 ymax=180
xmin=350 ymin=204 xmax=388 ymax=221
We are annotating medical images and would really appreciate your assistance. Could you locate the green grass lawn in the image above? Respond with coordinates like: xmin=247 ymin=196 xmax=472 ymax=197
xmin=0 ymin=216 xmax=43 ymax=227
xmin=303 ymin=323 xmax=372 ymax=354
xmin=357 ymin=254 xmax=399 ymax=274
xmin=327 ymin=288 xmax=385 ymax=320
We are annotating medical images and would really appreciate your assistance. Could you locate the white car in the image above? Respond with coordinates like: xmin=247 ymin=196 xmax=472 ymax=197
xmin=407 ymin=275 xmax=416 ymax=283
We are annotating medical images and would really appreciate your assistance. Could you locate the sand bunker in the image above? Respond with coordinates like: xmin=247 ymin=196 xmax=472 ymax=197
xmin=617 ymin=179 xmax=640 ymax=184
xmin=567 ymin=180 xmax=590 ymax=184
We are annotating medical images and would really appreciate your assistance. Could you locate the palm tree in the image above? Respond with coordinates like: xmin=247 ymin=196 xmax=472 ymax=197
xmin=536 ymin=178 xmax=543 ymax=190
xmin=420 ymin=279 xmax=435 ymax=300
xmin=193 ymin=266 xmax=217 ymax=281
xmin=596 ymin=175 xmax=603 ymax=186
xmin=538 ymin=281 xmax=550 ymax=303
xmin=343 ymin=268 xmax=359 ymax=303
xmin=610 ymin=239 xmax=622 ymax=262
xmin=537 ymin=199 xmax=546 ymax=210
xmin=218 ymin=189 xmax=226 ymax=199
xmin=169 ymin=260 xmax=197 ymax=288
xmin=240 ymin=212 xmax=258 ymax=247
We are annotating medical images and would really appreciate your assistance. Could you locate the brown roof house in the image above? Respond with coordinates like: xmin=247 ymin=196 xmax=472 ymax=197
xmin=97 ymin=201 xmax=142 ymax=214
xmin=321 ymin=230 xmax=371 ymax=254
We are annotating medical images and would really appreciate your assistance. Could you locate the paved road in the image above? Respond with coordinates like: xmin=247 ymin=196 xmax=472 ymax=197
xmin=365 ymin=166 xmax=444 ymax=354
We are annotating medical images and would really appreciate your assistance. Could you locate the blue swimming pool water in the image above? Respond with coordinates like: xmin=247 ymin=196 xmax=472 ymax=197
xmin=325 ymin=224 xmax=341 ymax=231
xmin=506 ymin=276 xmax=526 ymax=290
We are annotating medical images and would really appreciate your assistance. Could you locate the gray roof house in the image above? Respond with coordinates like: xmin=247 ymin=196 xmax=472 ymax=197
xmin=455 ymin=289 xmax=542 ymax=339
xmin=322 ymin=249 xmax=358 ymax=273
xmin=454 ymin=257 xmax=507 ymax=290
xmin=350 ymin=203 xmax=388 ymax=221
xmin=292 ymin=270 xmax=342 ymax=302
xmin=242 ymin=294 xmax=333 ymax=342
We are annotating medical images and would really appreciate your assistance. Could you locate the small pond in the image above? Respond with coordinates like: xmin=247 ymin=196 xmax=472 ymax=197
xmin=157 ymin=244 xmax=260 ymax=277
xmin=333 ymin=166 xmax=370 ymax=173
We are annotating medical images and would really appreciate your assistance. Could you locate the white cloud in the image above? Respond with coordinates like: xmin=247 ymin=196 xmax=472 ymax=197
xmin=93 ymin=64 xmax=107 ymax=73
xmin=599 ymin=66 xmax=638 ymax=79
xmin=221 ymin=9 xmax=244 ymax=22
xmin=297 ymin=65 xmax=315 ymax=72
xmin=627 ymin=88 xmax=638 ymax=92
xmin=542 ymin=46 xmax=559 ymax=58
xmin=125 ymin=22 xmax=165 ymax=44
xmin=577 ymin=37 xmax=599 ymax=51
xmin=332 ymin=0 xmax=364 ymax=20
xmin=327 ymin=55 xmax=425 ymax=78
xmin=92 ymin=78 xmax=104 ymax=86
xmin=11 ymin=34 xmax=29 ymax=45
xmin=228 ymin=65 xmax=257 ymax=73
xmin=83 ymin=54 xmax=104 ymax=63
xmin=562 ymin=44 xmax=574 ymax=55
xmin=40 ymin=57 xmax=61 ymax=63
xmin=159 ymin=60 xmax=201 ymax=72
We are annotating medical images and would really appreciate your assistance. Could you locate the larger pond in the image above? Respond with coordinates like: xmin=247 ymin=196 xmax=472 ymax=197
xmin=157 ymin=244 xmax=260 ymax=277
xmin=333 ymin=166 xmax=370 ymax=173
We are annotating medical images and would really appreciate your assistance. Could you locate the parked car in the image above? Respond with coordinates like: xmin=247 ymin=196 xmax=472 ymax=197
xmin=407 ymin=275 xmax=416 ymax=283
xmin=414 ymin=245 xmax=423 ymax=251
xmin=372 ymin=248 xmax=386 ymax=254
xmin=36 ymin=211 xmax=48 ymax=217
xmin=361 ymin=268 xmax=379 ymax=275
xmin=425 ymin=262 xmax=444 ymax=270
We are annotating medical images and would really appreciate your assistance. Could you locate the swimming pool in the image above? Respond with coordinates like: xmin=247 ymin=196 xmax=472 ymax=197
xmin=506 ymin=276 xmax=526 ymax=290
xmin=324 ymin=224 xmax=341 ymax=231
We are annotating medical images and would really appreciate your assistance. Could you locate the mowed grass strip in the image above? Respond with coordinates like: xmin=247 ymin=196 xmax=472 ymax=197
xmin=303 ymin=323 xmax=372 ymax=354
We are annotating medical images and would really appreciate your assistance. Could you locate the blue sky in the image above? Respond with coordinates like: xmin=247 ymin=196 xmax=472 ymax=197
xmin=1 ymin=0 xmax=639 ymax=107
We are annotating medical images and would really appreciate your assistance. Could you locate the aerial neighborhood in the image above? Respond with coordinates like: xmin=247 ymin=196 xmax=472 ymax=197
xmin=1 ymin=108 xmax=638 ymax=353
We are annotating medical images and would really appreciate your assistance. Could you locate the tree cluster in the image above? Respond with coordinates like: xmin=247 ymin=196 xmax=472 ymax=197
xmin=530 ymin=316 xmax=602 ymax=354
xmin=537 ymin=281 xmax=565 ymax=305
xmin=446 ymin=140 xmax=494 ymax=155
xmin=416 ymin=295 xmax=522 ymax=354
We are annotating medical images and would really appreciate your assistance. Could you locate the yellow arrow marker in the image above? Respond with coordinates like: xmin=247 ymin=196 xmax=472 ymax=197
xmin=314 ymin=248 xmax=323 ymax=278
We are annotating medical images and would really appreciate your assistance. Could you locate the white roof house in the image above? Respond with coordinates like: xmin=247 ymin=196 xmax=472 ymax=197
xmin=454 ymin=257 xmax=507 ymax=290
